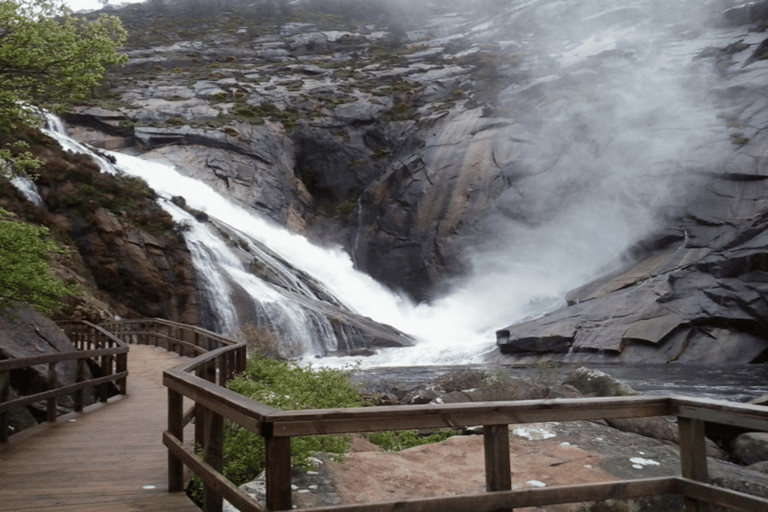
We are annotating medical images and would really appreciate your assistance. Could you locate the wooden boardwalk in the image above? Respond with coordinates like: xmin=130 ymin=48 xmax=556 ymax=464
xmin=0 ymin=344 xmax=200 ymax=511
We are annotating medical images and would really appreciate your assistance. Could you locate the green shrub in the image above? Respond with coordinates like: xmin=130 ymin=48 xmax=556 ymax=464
xmin=363 ymin=429 xmax=457 ymax=452
xmin=218 ymin=354 xmax=369 ymax=485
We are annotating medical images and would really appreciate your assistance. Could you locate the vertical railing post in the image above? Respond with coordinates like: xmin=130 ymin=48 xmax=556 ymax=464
xmin=117 ymin=351 xmax=128 ymax=395
xmin=679 ymin=417 xmax=710 ymax=512
xmin=46 ymin=362 xmax=58 ymax=423
xmin=218 ymin=354 xmax=228 ymax=387
xmin=100 ymin=355 xmax=112 ymax=403
xmin=195 ymin=365 xmax=206 ymax=450
xmin=202 ymin=408 xmax=224 ymax=512
xmin=168 ymin=388 xmax=185 ymax=493
xmin=74 ymin=358 xmax=85 ymax=412
xmin=265 ymin=433 xmax=292 ymax=512
xmin=0 ymin=370 xmax=10 ymax=442
xmin=238 ymin=345 xmax=246 ymax=374
xmin=484 ymin=424 xmax=513 ymax=510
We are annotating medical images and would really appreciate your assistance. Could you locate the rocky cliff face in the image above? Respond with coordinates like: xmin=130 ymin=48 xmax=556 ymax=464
xmin=0 ymin=127 xmax=200 ymax=324
xmin=62 ymin=0 xmax=768 ymax=363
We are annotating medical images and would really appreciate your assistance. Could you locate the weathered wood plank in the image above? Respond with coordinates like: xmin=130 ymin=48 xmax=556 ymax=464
xmin=164 ymin=368 xmax=276 ymax=433
xmin=164 ymin=432 xmax=265 ymax=512
xmin=266 ymin=397 xmax=670 ymax=437
xmin=168 ymin=388 xmax=185 ymax=493
xmin=483 ymin=425 xmax=511 ymax=493
xmin=266 ymin=435 xmax=292 ymax=512
xmin=679 ymin=417 xmax=710 ymax=512
xmin=671 ymin=396 xmax=768 ymax=432
xmin=676 ymin=478 xmax=768 ymax=512
xmin=0 ymin=371 xmax=129 ymax=414
xmin=203 ymin=408 xmax=225 ymax=512
xmin=0 ymin=346 xmax=129 ymax=372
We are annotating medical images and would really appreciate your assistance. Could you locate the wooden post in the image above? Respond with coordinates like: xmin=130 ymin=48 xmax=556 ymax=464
xmin=46 ymin=362 xmax=58 ymax=423
xmin=74 ymin=358 xmax=85 ymax=412
xmin=117 ymin=351 xmax=128 ymax=395
xmin=265 ymin=435 xmax=292 ymax=511
xmin=168 ymin=388 xmax=185 ymax=493
xmin=0 ymin=371 xmax=9 ymax=442
xmin=100 ymin=355 xmax=112 ymax=403
xmin=218 ymin=354 xmax=228 ymax=387
xmin=195 ymin=365 xmax=206 ymax=450
xmin=484 ymin=425 xmax=512 ymax=492
xmin=237 ymin=345 xmax=246 ymax=373
xmin=203 ymin=408 xmax=224 ymax=512
xmin=679 ymin=417 xmax=710 ymax=512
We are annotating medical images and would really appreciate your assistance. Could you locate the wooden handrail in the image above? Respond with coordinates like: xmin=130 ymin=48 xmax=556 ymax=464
xmin=95 ymin=320 xmax=768 ymax=512
xmin=0 ymin=321 xmax=129 ymax=442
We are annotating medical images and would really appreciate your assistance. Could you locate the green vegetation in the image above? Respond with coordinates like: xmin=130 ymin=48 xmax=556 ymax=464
xmin=0 ymin=1 xmax=126 ymax=175
xmin=380 ymin=102 xmax=417 ymax=122
xmin=191 ymin=354 xmax=369 ymax=496
xmin=730 ymin=132 xmax=750 ymax=146
xmin=363 ymin=429 xmax=457 ymax=452
xmin=0 ymin=208 xmax=77 ymax=314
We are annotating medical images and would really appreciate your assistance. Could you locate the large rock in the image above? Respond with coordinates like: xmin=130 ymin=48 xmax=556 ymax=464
xmin=492 ymin=3 xmax=768 ymax=364
xmin=0 ymin=309 xmax=92 ymax=433
xmin=563 ymin=368 xmax=639 ymax=397
xmin=733 ymin=433 xmax=768 ymax=465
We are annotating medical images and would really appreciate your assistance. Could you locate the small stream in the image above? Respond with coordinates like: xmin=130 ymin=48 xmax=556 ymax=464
xmin=352 ymin=363 xmax=768 ymax=403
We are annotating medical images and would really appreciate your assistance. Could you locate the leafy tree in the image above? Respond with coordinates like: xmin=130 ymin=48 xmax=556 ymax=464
xmin=0 ymin=208 xmax=77 ymax=314
xmin=0 ymin=0 xmax=127 ymax=175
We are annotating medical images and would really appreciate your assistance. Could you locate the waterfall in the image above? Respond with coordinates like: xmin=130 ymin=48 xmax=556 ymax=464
xmin=11 ymin=176 xmax=45 ymax=207
xmin=37 ymin=119 xmax=349 ymax=355
xmin=36 ymin=118 xmax=608 ymax=365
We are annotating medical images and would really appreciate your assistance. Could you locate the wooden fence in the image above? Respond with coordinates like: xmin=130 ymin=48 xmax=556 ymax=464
xmin=97 ymin=320 xmax=768 ymax=512
xmin=0 ymin=321 xmax=128 ymax=442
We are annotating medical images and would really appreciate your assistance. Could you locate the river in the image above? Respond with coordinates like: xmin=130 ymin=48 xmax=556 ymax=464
xmin=352 ymin=363 xmax=768 ymax=403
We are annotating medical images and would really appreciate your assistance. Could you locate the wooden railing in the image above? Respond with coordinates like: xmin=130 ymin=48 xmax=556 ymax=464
xmin=97 ymin=321 xmax=768 ymax=512
xmin=0 ymin=321 xmax=128 ymax=442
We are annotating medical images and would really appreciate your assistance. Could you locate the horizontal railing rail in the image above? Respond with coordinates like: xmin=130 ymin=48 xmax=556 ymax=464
xmin=97 ymin=321 xmax=768 ymax=512
xmin=0 ymin=321 xmax=129 ymax=442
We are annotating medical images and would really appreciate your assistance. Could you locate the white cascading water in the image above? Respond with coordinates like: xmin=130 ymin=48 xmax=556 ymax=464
xmin=42 ymin=118 xmax=345 ymax=355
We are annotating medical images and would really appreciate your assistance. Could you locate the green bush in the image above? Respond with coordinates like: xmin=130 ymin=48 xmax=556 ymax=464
xmin=220 ymin=354 xmax=370 ymax=485
xmin=363 ymin=429 xmax=457 ymax=452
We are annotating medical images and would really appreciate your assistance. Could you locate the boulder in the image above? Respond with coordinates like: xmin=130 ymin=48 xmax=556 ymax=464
xmin=563 ymin=368 xmax=640 ymax=397
xmin=747 ymin=461 xmax=768 ymax=475
xmin=605 ymin=417 xmax=679 ymax=444
xmin=402 ymin=386 xmax=440 ymax=405
xmin=733 ymin=433 xmax=768 ymax=465
xmin=439 ymin=378 xmax=548 ymax=403
xmin=0 ymin=309 xmax=95 ymax=433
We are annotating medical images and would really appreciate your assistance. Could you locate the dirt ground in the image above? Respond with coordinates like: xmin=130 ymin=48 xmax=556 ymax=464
xmin=329 ymin=427 xmax=612 ymax=511
xmin=317 ymin=421 xmax=680 ymax=512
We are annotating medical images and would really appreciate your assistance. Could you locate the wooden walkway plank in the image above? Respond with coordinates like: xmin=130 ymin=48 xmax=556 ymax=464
xmin=0 ymin=345 xmax=199 ymax=512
